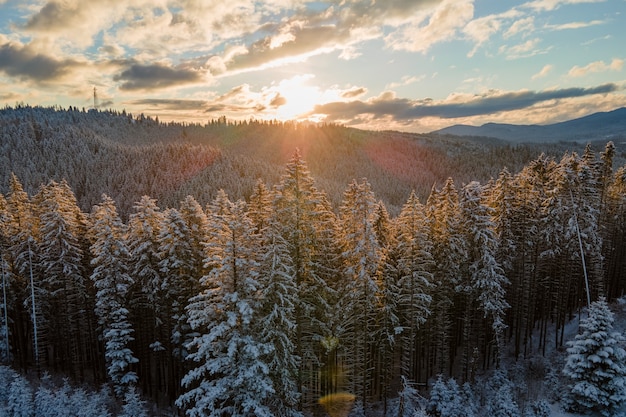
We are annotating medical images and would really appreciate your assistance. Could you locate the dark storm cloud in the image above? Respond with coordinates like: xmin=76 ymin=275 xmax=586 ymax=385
xmin=313 ymin=83 xmax=622 ymax=120
xmin=114 ymin=63 xmax=203 ymax=91
xmin=0 ymin=41 xmax=79 ymax=83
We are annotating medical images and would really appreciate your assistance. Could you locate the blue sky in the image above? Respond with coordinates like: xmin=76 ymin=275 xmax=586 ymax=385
xmin=0 ymin=0 xmax=624 ymax=132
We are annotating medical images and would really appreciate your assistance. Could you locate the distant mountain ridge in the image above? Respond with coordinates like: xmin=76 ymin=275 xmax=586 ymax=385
xmin=432 ymin=107 xmax=626 ymax=142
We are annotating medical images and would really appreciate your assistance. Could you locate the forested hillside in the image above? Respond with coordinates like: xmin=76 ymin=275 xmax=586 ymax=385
xmin=2 ymin=112 xmax=626 ymax=414
xmin=2 ymin=105 xmax=618 ymax=217
xmin=2 ymin=105 xmax=626 ymax=415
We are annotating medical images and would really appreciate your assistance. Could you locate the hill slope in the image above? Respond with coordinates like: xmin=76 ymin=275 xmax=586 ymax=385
xmin=432 ymin=107 xmax=626 ymax=142
xmin=0 ymin=105 xmax=618 ymax=216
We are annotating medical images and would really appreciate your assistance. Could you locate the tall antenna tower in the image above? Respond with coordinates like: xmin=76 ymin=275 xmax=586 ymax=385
xmin=93 ymin=86 xmax=98 ymax=110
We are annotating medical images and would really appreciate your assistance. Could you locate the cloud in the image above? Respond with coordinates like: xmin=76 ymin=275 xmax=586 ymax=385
xmin=0 ymin=41 xmax=82 ymax=83
xmin=269 ymin=93 xmax=287 ymax=107
xmin=463 ymin=9 xmax=521 ymax=57
xmin=521 ymin=0 xmax=606 ymax=12
xmin=499 ymin=38 xmax=550 ymax=59
xmin=22 ymin=0 xmax=134 ymax=48
xmin=504 ymin=16 xmax=535 ymax=38
xmin=385 ymin=0 xmax=474 ymax=53
xmin=127 ymin=98 xmax=208 ymax=110
xmin=531 ymin=64 xmax=554 ymax=80
xmin=203 ymin=0 xmax=451 ymax=75
xmin=568 ymin=58 xmax=624 ymax=77
xmin=386 ymin=75 xmax=426 ymax=89
xmin=546 ymin=19 xmax=606 ymax=30
xmin=341 ymin=87 xmax=368 ymax=99
xmin=311 ymin=83 xmax=621 ymax=121
xmin=113 ymin=63 xmax=205 ymax=91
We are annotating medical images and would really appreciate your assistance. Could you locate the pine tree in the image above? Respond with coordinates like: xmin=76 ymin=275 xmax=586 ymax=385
xmin=89 ymin=195 xmax=138 ymax=397
xmin=271 ymin=150 xmax=337 ymax=409
xmin=397 ymin=376 xmax=423 ymax=417
xmin=177 ymin=191 xmax=274 ymax=417
xmin=257 ymin=230 xmax=302 ymax=417
xmin=486 ymin=384 xmax=520 ymax=417
xmin=396 ymin=191 xmax=433 ymax=379
xmin=337 ymin=179 xmax=382 ymax=405
xmin=6 ymin=174 xmax=46 ymax=370
xmin=126 ymin=196 xmax=166 ymax=397
xmin=460 ymin=181 xmax=509 ymax=365
xmin=119 ymin=386 xmax=148 ymax=417
xmin=563 ymin=297 xmax=626 ymax=416
xmin=426 ymin=179 xmax=464 ymax=375
xmin=427 ymin=375 xmax=473 ymax=417
xmin=371 ymin=200 xmax=400 ymax=408
xmin=36 ymin=180 xmax=90 ymax=379
xmin=0 ymin=195 xmax=11 ymax=364
xmin=34 ymin=375 xmax=71 ymax=417
xmin=7 ymin=372 xmax=34 ymax=417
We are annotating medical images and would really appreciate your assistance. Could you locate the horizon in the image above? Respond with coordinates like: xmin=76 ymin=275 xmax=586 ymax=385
xmin=0 ymin=0 xmax=624 ymax=133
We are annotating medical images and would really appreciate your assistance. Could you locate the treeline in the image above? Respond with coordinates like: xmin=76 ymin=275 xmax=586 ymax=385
xmin=0 ymin=143 xmax=624 ymax=415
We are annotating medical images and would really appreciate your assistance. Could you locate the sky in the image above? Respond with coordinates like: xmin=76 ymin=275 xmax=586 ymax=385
xmin=0 ymin=0 xmax=624 ymax=133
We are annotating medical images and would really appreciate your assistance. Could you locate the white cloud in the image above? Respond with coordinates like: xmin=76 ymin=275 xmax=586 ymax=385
xmin=385 ymin=0 xmax=474 ymax=53
xmin=522 ymin=0 xmax=606 ymax=12
xmin=386 ymin=75 xmax=426 ymax=90
xmin=499 ymin=38 xmax=548 ymax=59
xmin=463 ymin=9 xmax=521 ymax=57
xmin=568 ymin=58 xmax=624 ymax=77
xmin=546 ymin=19 xmax=606 ymax=30
xmin=531 ymin=64 xmax=554 ymax=80
xmin=504 ymin=16 xmax=535 ymax=38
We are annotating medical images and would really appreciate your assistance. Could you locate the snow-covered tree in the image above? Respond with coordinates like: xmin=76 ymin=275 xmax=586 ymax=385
xmin=428 ymin=375 xmax=473 ymax=417
xmin=426 ymin=179 xmax=463 ymax=375
xmin=271 ymin=150 xmax=337 ymax=408
xmin=36 ymin=180 xmax=91 ymax=378
xmin=486 ymin=384 xmax=520 ymax=417
xmin=337 ymin=179 xmax=382 ymax=405
xmin=563 ymin=297 xmax=626 ymax=416
xmin=460 ymin=181 xmax=509 ymax=360
xmin=157 ymin=207 xmax=199 ymax=363
xmin=34 ymin=375 xmax=71 ymax=417
xmin=177 ymin=191 xmax=274 ymax=417
xmin=257 ymin=230 xmax=302 ymax=417
xmin=397 ymin=376 xmax=424 ymax=417
xmin=7 ymin=372 xmax=33 ymax=417
xmin=90 ymin=195 xmax=138 ymax=397
xmin=119 ymin=386 xmax=148 ymax=417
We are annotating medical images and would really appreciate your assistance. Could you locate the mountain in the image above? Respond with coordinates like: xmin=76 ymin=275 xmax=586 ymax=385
xmin=432 ymin=107 xmax=626 ymax=142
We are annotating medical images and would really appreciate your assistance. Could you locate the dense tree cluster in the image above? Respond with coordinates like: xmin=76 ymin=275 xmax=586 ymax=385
xmin=1 ymin=140 xmax=625 ymax=415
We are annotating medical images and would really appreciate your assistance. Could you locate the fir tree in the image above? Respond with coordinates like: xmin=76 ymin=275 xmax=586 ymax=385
xmin=257 ymin=230 xmax=302 ymax=417
xmin=177 ymin=191 xmax=274 ymax=417
xmin=337 ymin=179 xmax=381 ymax=405
xmin=89 ymin=195 xmax=138 ymax=397
xmin=7 ymin=372 xmax=34 ymax=417
xmin=563 ymin=297 xmax=626 ymax=416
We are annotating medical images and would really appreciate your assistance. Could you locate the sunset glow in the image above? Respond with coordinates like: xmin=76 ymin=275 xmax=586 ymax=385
xmin=0 ymin=0 xmax=624 ymax=132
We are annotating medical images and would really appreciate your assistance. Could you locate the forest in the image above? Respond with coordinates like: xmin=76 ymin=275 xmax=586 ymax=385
xmin=1 ymin=106 xmax=626 ymax=416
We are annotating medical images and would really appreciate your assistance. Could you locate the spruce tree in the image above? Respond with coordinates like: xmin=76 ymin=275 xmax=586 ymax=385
xmin=563 ymin=297 xmax=626 ymax=416
xmin=177 ymin=191 xmax=274 ymax=417
xmin=89 ymin=195 xmax=138 ymax=397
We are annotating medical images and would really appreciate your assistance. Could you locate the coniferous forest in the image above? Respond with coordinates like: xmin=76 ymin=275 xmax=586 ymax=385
xmin=1 ymin=106 xmax=626 ymax=416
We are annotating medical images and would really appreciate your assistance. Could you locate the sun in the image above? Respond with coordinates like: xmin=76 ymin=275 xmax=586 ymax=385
xmin=273 ymin=75 xmax=337 ymax=121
